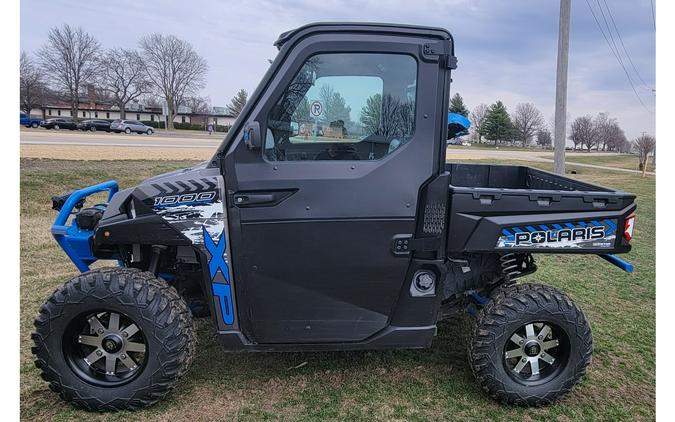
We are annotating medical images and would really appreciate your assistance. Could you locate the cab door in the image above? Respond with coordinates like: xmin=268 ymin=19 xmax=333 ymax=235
xmin=223 ymin=34 xmax=448 ymax=344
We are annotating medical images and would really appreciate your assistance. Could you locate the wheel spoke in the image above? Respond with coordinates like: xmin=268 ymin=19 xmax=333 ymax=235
xmin=123 ymin=323 xmax=140 ymax=338
xmin=77 ymin=335 xmax=100 ymax=347
xmin=108 ymin=312 xmax=120 ymax=331
xmin=119 ymin=354 xmax=138 ymax=370
xmin=88 ymin=316 xmax=106 ymax=333
xmin=542 ymin=339 xmax=560 ymax=351
xmin=505 ymin=348 xmax=524 ymax=359
xmin=105 ymin=355 xmax=117 ymax=374
xmin=513 ymin=358 xmax=528 ymax=373
xmin=509 ymin=333 xmax=525 ymax=346
xmin=125 ymin=341 xmax=146 ymax=353
xmin=530 ymin=358 xmax=540 ymax=375
xmin=538 ymin=324 xmax=552 ymax=340
xmin=84 ymin=349 xmax=104 ymax=365
xmin=525 ymin=323 xmax=535 ymax=338
xmin=540 ymin=352 xmax=556 ymax=365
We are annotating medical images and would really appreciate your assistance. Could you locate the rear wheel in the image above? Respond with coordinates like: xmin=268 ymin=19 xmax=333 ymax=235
xmin=54 ymin=124 xmax=60 ymax=130
xmin=32 ymin=268 xmax=195 ymax=411
xmin=469 ymin=283 xmax=592 ymax=406
xmin=90 ymin=126 xmax=96 ymax=132
xmin=31 ymin=122 xmax=39 ymax=128
xmin=124 ymin=128 xmax=131 ymax=134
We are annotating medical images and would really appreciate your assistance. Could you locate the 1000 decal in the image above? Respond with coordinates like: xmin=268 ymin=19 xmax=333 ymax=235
xmin=497 ymin=219 xmax=617 ymax=249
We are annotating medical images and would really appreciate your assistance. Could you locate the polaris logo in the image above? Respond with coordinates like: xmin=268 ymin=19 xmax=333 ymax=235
xmin=514 ymin=226 xmax=606 ymax=246
xmin=154 ymin=191 xmax=217 ymax=207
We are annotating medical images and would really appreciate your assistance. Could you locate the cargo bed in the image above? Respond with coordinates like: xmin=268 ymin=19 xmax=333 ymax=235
xmin=445 ymin=164 xmax=636 ymax=254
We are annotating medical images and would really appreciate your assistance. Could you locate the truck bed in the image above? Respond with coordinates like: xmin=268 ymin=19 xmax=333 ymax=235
xmin=445 ymin=164 xmax=636 ymax=254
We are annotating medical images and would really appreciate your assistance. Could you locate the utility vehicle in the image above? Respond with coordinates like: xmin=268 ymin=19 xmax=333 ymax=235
xmin=32 ymin=22 xmax=637 ymax=411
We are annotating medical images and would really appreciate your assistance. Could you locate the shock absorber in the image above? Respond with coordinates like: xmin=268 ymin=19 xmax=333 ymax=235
xmin=499 ymin=253 xmax=536 ymax=281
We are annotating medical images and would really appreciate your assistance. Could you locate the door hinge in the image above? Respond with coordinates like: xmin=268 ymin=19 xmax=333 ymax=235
xmin=422 ymin=41 xmax=457 ymax=69
xmin=392 ymin=234 xmax=441 ymax=256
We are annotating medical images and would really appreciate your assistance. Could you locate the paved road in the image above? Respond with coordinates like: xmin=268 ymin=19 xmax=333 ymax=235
xmin=20 ymin=128 xmax=222 ymax=149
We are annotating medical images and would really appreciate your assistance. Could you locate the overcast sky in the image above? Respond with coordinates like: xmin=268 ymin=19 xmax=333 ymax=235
xmin=20 ymin=0 xmax=655 ymax=139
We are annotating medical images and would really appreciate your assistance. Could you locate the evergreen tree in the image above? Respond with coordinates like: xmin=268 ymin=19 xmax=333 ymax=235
xmin=225 ymin=89 xmax=248 ymax=117
xmin=318 ymin=84 xmax=351 ymax=127
xmin=483 ymin=101 xmax=513 ymax=145
xmin=449 ymin=93 xmax=469 ymax=117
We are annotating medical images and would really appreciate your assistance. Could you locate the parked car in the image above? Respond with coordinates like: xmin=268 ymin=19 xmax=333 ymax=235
xmin=77 ymin=119 xmax=111 ymax=132
xmin=20 ymin=112 xmax=43 ymax=128
xmin=110 ymin=119 xmax=154 ymax=135
xmin=40 ymin=118 xmax=78 ymax=130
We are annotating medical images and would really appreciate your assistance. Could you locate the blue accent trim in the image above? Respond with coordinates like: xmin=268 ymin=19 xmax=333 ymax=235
xmin=565 ymin=223 xmax=577 ymax=229
xmin=599 ymin=254 xmax=634 ymax=273
xmin=212 ymin=283 xmax=235 ymax=325
xmin=552 ymin=224 xmax=564 ymax=230
xmin=470 ymin=291 xmax=490 ymax=305
xmin=501 ymin=229 xmax=512 ymax=236
xmin=526 ymin=226 xmax=538 ymax=232
xmin=591 ymin=220 xmax=602 ymax=226
xmin=578 ymin=221 xmax=587 ymax=227
xmin=447 ymin=112 xmax=471 ymax=128
xmin=51 ymin=180 xmax=119 ymax=272
xmin=605 ymin=219 xmax=617 ymax=230
xmin=203 ymin=227 xmax=230 ymax=282
xmin=512 ymin=227 xmax=524 ymax=233
xmin=539 ymin=224 xmax=550 ymax=231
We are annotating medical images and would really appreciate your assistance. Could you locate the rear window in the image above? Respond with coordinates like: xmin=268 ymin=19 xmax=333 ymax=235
xmin=112 ymin=120 xmax=122 ymax=123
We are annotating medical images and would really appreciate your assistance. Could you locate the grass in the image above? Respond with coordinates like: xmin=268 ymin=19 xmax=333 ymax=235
xmin=564 ymin=154 xmax=655 ymax=172
xmin=20 ymin=158 xmax=655 ymax=421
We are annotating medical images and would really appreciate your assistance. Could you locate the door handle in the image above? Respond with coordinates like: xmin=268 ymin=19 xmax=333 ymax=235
xmin=233 ymin=190 xmax=297 ymax=207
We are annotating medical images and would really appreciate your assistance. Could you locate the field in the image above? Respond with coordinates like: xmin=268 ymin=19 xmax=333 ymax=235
xmin=20 ymin=158 xmax=655 ymax=421
xmin=565 ymin=154 xmax=655 ymax=172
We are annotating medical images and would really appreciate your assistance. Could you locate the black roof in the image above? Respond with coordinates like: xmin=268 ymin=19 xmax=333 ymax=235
xmin=274 ymin=22 xmax=453 ymax=49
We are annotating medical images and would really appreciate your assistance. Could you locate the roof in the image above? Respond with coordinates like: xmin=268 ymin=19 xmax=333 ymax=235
xmin=274 ymin=22 xmax=453 ymax=49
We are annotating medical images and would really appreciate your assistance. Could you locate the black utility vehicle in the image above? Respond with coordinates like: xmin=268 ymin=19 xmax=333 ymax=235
xmin=34 ymin=23 xmax=637 ymax=411
xmin=77 ymin=119 xmax=111 ymax=132
xmin=40 ymin=117 xmax=78 ymax=130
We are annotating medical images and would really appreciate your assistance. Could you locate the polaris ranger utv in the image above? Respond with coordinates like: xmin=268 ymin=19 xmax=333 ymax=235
xmin=32 ymin=22 xmax=637 ymax=410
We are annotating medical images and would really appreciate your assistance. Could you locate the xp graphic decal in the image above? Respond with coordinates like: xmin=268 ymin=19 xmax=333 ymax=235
xmin=203 ymin=227 xmax=235 ymax=325
xmin=497 ymin=219 xmax=617 ymax=249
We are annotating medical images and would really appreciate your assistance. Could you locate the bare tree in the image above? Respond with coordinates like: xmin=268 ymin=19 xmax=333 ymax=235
xmin=225 ymin=89 xmax=248 ymax=117
xmin=569 ymin=115 xmax=599 ymax=151
xmin=512 ymin=103 xmax=544 ymax=147
xmin=140 ymin=34 xmax=208 ymax=130
xmin=99 ymin=49 xmax=150 ymax=119
xmin=632 ymin=134 xmax=655 ymax=176
xmin=20 ymin=52 xmax=46 ymax=116
xmin=536 ymin=128 xmax=552 ymax=148
xmin=37 ymin=25 xmax=100 ymax=122
xmin=604 ymin=121 xmax=626 ymax=152
xmin=470 ymin=104 xmax=488 ymax=144
xmin=183 ymin=96 xmax=211 ymax=114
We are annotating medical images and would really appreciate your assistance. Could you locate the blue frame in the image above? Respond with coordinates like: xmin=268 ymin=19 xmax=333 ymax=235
xmin=51 ymin=180 xmax=119 ymax=272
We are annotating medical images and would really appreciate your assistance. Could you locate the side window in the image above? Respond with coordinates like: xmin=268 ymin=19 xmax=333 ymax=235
xmin=265 ymin=53 xmax=417 ymax=161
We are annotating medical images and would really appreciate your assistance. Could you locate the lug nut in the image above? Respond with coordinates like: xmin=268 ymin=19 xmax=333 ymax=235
xmin=96 ymin=350 xmax=103 ymax=356
xmin=121 ymin=354 xmax=126 ymax=359
xmin=122 ymin=331 xmax=128 ymax=337
xmin=522 ymin=358 xmax=527 ymax=362
xmin=538 ymin=335 xmax=543 ymax=340
xmin=97 ymin=328 xmax=104 ymax=334
xmin=519 ymin=340 xmax=524 ymax=345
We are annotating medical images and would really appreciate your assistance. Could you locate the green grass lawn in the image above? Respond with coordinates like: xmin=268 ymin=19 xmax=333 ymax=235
xmin=565 ymin=154 xmax=655 ymax=172
xmin=20 ymin=158 xmax=655 ymax=421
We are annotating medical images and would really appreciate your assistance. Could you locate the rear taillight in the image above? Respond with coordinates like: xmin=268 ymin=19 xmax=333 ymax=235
xmin=624 ymin=213 xmax=635 ymax=241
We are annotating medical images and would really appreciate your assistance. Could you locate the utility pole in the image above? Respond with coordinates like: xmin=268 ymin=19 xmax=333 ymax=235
xmin=554 ymin=0 xmax=571 ymax=175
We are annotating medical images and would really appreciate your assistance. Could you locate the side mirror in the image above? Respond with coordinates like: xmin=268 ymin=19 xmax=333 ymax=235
xmin=243 ymin=121 xmax=262 ymax=150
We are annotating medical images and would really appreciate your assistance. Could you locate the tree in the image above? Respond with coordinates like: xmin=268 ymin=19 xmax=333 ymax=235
xmin=470 ymin=104 xmax=488 ymax=144
xmin=359 ymin=93 xmax=414 ymax=139
xmin=183 ymin=96 xmax=211 ymax=114
xmin=37 ymin=24 xmax=100 ymax=122
xmin=20 ymin=52 xmax=45 ymax=116
xmin=318 ymin=84 xmax=351 ymax=127
xmin=225 ymin=89 xmax=248 ymax=117
xmin=140 ymin=34 xmax=208 ymax=130
xmin=483 ymin=101 xmax=513 ymax=145
xmin=99 ymin=49 xmax=150 ymax=119
xmin=512 ymin=103 xmax=544 ymax=147
xmin=569 ymin=115 xmax=599 ymax=151
xmin=536 ymin=128 xmax=552 ymax=148
xmin=632 ymin=134 xmax=655 ymax=176
xmin=449 ymin=93 xmax=469 ymax=117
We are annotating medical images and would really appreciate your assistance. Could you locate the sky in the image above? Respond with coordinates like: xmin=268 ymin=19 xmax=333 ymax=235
xmin=20 ymin=0 xmax=655 ymax=140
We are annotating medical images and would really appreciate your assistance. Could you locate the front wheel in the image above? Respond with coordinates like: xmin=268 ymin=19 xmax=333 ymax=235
xmin=54 ymin=124 xmax=60 ymax=130
xmin=469 ymin=283 xmax=592 ymax=406
xmin=146 ymin=128 xmax=153 ymax=135
xmin=124 ymin=128 xmax=131 ymax=134
xmin=31 ymin=268 xmax=195 ymax=411
xmin=90 ymin=126 xmax=96 ymax=132
xmin=31 ymin=122 xmax=39 ymax=128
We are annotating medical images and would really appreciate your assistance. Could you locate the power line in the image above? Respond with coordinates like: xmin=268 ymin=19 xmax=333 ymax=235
xmin=601 ymin=0 xmax=654 ymax=92
xmin=584 ymin=0 xmax=652 ymax=113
